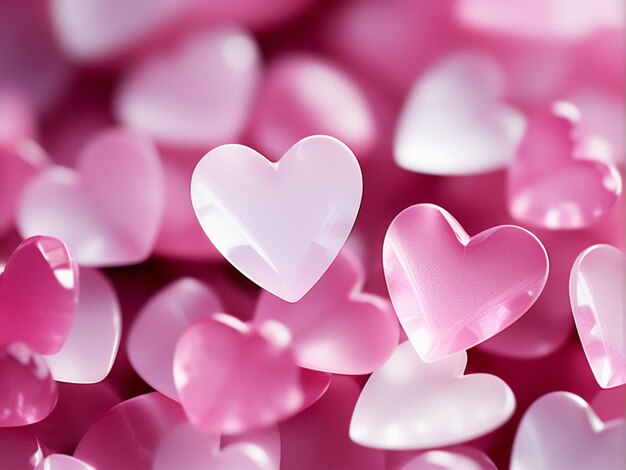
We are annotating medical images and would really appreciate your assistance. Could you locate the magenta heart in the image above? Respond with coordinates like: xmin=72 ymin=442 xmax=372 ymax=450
xmin=508 ymin=102 xmax=622 ymax=230
xmin=17 ymin=128 xmax=164 ymax=267
xmin=254 ymin=250 xmax=398 ymax=374
xmin=174 ymin=314 xmax=305 ymax=434
xmin=383 ymin=203 xmax=549 ymax=362
xmin=570 ymin=244 xmax=626 ymax=388
xmin=0 ymin=236 xmax=78 ymax=355
xmin=0 ymin=342 xmax=58 ymax=427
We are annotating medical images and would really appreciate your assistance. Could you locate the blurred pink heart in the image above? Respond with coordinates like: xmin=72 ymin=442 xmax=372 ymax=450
xmin=0 ymin=141 xmax=48 ymax=237
xmin=391 ymin=446 xmax=497 ymax=470
xmin=74 ymin=393 xmax=186 ymax=470
xmin=115 ymin=26 xmax=261 ymax=149
xmin=191 ymin=135 xmax=363 ymax=302
xmin=254 ymin=250 xmax=398 ymax=374
xmin=17 ymin=128 xmax=164 ymax=267
xmin=508 ymin=102 xmax=622 ymax=229
xmin=511 ymin=392 xmax=626 ymax=470
xmin=383 ymin=203 xmax=549 ymax=362
xmin=394 ymin=52 xmax=525 ymax=175
xmin=173 ymin=314 xmax=304 ymax=434
xmin=44 ymin=268 xmax=121 ymax=384
xmin=50 ymin=0 xmax=191 ymax=61
xmin=0 ymin=89 xmax=37 ymax=145
xmin=251 ymin=54 xmax=377 ymax=161
xmin=350 ymin=342 xmax=515 ymax=449
xmin=36 ymin=455 xmax=94 ymax=470
xmin=0 ymin=342 xmax=58 ymax=427
xmin=0 ymin=427 xmax=42 ymax=469
xmin=0 ymin=236 xmax=78 ymax=355
xmin=128 ymin=277 xmax=224 ymax=400
xmin=154 ymin=422 xmax=280 ymax=470
xmin=281 ymin=375 xmax=386 ymax=470
xmin=570 ymin=244 xmax=626 ymax=388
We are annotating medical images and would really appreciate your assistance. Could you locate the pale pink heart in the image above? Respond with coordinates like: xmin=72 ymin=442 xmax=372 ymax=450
xmin=251 ymin=54 xmax=377 ymax=161
xmin=507 ymin=102 xmax=622 ymax=229
xmin=173 ymin=314 xmax=304 ymax=434
xmin=280 ymin=375 xmax=386 ymax=470
xmin=154 ymin=422 xmax=280 ymax=470
xmin=128 ymin=277 xmax=224 ymax=400
xmin=191 ymin=135 xmax=363 ymax=302
xmin=17 ymin=128 xmax=164 ymax=267
xmin=115 ymin=26 xmax=261 ymax=149
xmin=0 ymin=427 xmax=43 ymax=469
xmin=0 ymin=141 xmax=48 ymax=237
xmin=383 ymin=203 xmax=549 ymax=362
xmin=254 ymin=250 xmax=399 ymax=374
xmin=0 ymin=342 xmax=58 ymax=427
xmin=350 ymin=342 xmax=515 ymax=449
xmin=44 ymin=268 xmax=121 ymax=384
xmin=0 ymin=236 xmax=78 ymax=355
xmin=394 ymin=52 xmax=525 ymax=175
xmin=49 ymin=0 xmax=191 ymax=61
xmin=388 ymin=446 xmax=497 ymax=470
xmin=570 ymin=244 xmax=626 ymax=388
xmin=511 ymin=392 xmax=626 ymax=470
xmin=0 ymin=89 xmax=37 ymax=145
xmin=35 ymin=455 xmax=94 ymax=470
xmin=74 ymin=392 xmax=186 ymax=470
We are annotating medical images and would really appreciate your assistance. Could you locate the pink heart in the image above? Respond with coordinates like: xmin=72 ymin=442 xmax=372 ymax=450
xmin=74 ymin=392 xmax=187 ymax=470
xmin=388 ymin=445 xmax=497 ymax=470
xmin=154 ymin=423 xmax=280 ymax=470
xmin=36 ymin=455 xmax=94 ymax=470
xmin=0 ymin=342 xmax=58 ymax=427
xmin=394 ymin=52 xmax=525 ymax=175
xmin=250 ymin=54 xmax=377 ymax=161
xmin=0 ymin=89 xmax=37 ymax=146
xmin=115 ymin=26 xmax=261 ymax=149
xmin=383 ymin=203 xmax=549 ymax=362
xmin=191 ymin=135 xmax=363 ymax=302
xmin=570 ymin=244 xmax=626 ymax=388
xmin=254 ymin=250 xmax=398 ymax=374
xmin=350 ymin=342 xmax=515 ymax=449
xmin=0 ymin=236 xmax=78 ymax=355
xmin=0 ymin=427 xmax=42 ymax=469
xmin=44 ymin=268 xmax=121 ymax=384
xmin=17 ymin=128 xmax=164 ymax=267
xmin=128 ymin=277 xmax=224 ymax=400
xmin=173 ymin=314 xmax=305 ymax=434
xmin=511 ymin=392 xmax=625 ymax=470
xmin=508 ymin=102 xmax=622 ymax=230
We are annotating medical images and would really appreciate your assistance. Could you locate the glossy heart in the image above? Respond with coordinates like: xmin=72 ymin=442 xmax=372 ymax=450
xmin=36 ymin=455 xmax=94 ymax=470
xmin=191 ymin=135 xmax=363 ymax=302
xmin=173 ymin=314 xmax=304 ymax=434
xmin=254 ymin=250 xmax=398 ymax=374
xmin=507 ymin=102 xmax=622 ymax=229
xmin=0 ymin=342 xmax=58 ymax=427
xmin=17 ymin=128 xmax=164 ymax=267
xmin=154 ymin=422 xmax=280 ymax=470
xmin=115 ymin=26 xmax=261 ymax=149
xmin=511 ymin=392 xmax=626 ymax=470
xmin=383 ymin=203 xmax=549 ymax=362
xmin=128 ymin=277 xmax=224 ymax=400
xmin=350 ymin=342 xmax=515 ymax=449
xmin=0 ymin=236 xmax=78 ymax=355
xmin=394 ymin=52 xmax=525 ymax=175
xmin=44 ymin=268 xmax=121 ymax=384
xmin=570 ymin=244 xmax=626 ymax=388
xmin=391 ymin=446 xmax=497 ymax=470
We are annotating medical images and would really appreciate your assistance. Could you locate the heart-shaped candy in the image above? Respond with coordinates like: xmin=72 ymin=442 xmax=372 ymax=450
xmin=350 ymin=341 xmax=515 ymax=449
xmin=17 ymin=128 xmax=164 ymax=267
xmin=511 ymin=392 xmax=626 ymax=470
xmin=44 ymin=268 xmax=121 ymax=384
xmin=391 ymin=446 xmax=497 ymax=470
xmin=383 ymin=203 xmax=549 ymax=362
xmin=115 ymin=26 xmax=261 ymax=149
xmin=254 ymin=250 xmax=398 ymax=374
xmin=36 ymin=455 xmax=94 ymax=470
xmin=0 ymin=342 xmax=58 ymax=427
xmin=173 ymin=314 xmax=305 ymax=434
xmin=508 ymin=102 xmax=622 ymax=229
xmin=0 ymin=236 xmax=78 ymax=355
xmin=191 ymin=135 xmax=363 ymax=302
xmin=570 ymin=244 xmax=626 ymax=388
xmin=394 ymin=52 xmax=525 ymax=175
